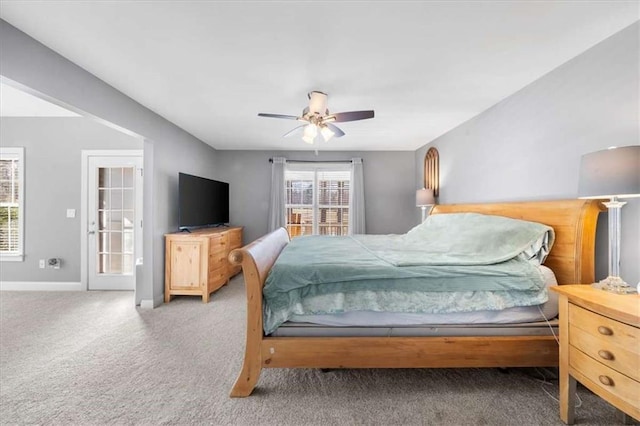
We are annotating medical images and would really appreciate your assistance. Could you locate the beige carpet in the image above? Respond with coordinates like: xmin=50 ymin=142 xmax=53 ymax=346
xmin=0 ymin=275 xmax=627 ymax=425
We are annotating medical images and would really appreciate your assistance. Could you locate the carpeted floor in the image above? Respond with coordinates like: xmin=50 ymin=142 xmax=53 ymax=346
xmin=0 ymin=275 xmax=630 ymax=425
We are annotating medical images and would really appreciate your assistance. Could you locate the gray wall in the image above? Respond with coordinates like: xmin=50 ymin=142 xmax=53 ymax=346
xmin=216 ymin=150 xmax=416 ymax=245
xmin=0 ymin=117 xmax=142 ymax=282
xmin=1 ymin=20 xmax=219 ymax=305
xmin=415 ymin=23 xmax=639 ymax=285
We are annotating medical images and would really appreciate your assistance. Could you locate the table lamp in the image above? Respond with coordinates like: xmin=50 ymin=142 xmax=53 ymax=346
xmin=416 ymin=188 xmax=435 ymax=223
xmin=578 ymin=145 xmax=640 ymax=293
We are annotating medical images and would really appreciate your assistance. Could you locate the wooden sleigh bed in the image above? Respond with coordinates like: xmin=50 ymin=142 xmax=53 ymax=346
xmin=227 ymin=199 xmax=602 ymax=397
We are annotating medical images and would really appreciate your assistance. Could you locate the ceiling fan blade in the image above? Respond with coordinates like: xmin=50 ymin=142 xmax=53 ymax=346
xmin=283 ymin=125 xmax=306 ymax=138
xmin=326 ymin=123 xmax=345 ymax=137
xmin=331 ymin=110 xmax=375 ymax=122
xmin=258 ymin=113 xmax=299 ymax=120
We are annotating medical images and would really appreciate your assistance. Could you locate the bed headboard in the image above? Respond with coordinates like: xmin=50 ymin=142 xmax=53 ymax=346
xmin=430 ymin=199 xmax=603 ymax=285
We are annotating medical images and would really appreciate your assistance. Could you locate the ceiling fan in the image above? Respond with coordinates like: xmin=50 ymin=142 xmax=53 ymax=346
xmin=258 ymin=91 xmax=374 ymax=144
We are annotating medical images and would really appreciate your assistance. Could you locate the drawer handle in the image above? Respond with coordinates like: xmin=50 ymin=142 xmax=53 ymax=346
xmin=597 ymin=326 xmax=613 ymax=336
xmin=598 ymin=350 xmax=615 ymax=361
xmin=598 ymin=375 xmax=614 ymax=386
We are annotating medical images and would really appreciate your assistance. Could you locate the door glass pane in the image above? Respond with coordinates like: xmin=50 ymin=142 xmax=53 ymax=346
xmin=98 ymin=210 xmax=108 ymax=229
xmin=286 ymin=207 xmax=313 ymax=237
xmin=111 ymin=189 xmax=123 ymax=209
xmin=123 ymin=189 xmax=134 ymax=209
xmin=98 ymin=189 xmax=109 ymax=209
xmin=0 ymin=182 xmax=11 ymax=202
xmin=110 ymin=232 xmax=122 ymax=254
xmin=123 ymin=231 xmax=134 ymax=254
xmin=108 ymin=211 xmax=121 ymax=231
xmin=123 ymin=168 xmax=134 ymax=188
xmin=95 ymin=166 xmax=135 ymax=275
xmin=285 ymin=168 xmax=350 ymax=237
xmin=98 ymin=254 xmax=108 ymax=274
xmin=110 ymin=254 xmax=122 ymax=274
xmin=123 ymin=211 xmax=134 ymax=229
xmin=98 ymin=168 xmax=109 ymax=188
xmin=98 ymin=231 xmax=109 ymax=252
xmin=111 ymin=168 xmax=123 ymax=187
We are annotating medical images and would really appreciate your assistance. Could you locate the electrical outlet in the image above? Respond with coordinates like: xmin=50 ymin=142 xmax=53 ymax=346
xmin=47 ymin=258 xmax=61 ymax=269
xmin=39 ymin=259 xmax=45 ymax=269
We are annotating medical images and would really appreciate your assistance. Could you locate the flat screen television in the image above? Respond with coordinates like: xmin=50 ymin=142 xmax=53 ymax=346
xmin=178 ymin=173 xmax=229 ymax=230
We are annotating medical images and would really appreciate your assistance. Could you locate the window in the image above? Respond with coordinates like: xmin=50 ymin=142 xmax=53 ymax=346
xmin=0 ymin=147 xmax=24 ymax=261
xmin=285 ymin=165 xmax=350 ymax=237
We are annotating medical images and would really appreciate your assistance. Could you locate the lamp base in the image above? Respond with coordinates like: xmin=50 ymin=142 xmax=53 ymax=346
xmin=592 ymin=275 xmax=637 ymax=294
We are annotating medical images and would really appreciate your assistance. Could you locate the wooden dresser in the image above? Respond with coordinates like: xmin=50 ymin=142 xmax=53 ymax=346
xmin=552 ymin=285 xmax=639 ymax=424
xmin=164 ymin=226 xmax=243 ymax=303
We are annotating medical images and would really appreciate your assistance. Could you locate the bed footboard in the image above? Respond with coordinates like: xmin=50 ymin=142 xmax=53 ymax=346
xmin=227 ymin=227 xmax=290 ymax=397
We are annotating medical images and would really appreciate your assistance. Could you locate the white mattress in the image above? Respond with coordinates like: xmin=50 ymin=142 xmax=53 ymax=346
xmin=287 ymin=265 xmax=559 ymax=327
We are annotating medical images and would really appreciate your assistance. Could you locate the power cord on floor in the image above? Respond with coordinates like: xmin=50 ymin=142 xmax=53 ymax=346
xmin=538 ymin=305 xmax=559 ymax=345
xmin=531 ymin=306 xmax=582 ymax=408
xmin=531 ymin=366 xmax=583 ymax=408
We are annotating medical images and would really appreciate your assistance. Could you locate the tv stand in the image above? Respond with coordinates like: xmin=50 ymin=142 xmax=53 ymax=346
xmin=164 ymin=226 xmax=243 ymax=303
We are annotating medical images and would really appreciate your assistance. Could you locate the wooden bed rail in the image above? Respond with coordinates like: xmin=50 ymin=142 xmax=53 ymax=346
xmin=228 ymin=227 xmax=289 ymax=397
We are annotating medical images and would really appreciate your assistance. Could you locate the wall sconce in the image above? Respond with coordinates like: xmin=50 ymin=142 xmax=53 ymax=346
xmin=424 ymin=147 xmax=440 ymax=197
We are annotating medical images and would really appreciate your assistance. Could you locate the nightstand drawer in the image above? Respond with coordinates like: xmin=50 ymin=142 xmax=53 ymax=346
xmin=569 ymin=304 xmax=640 ymax=353
xmin=569 ymin=324 xmax=640 ymax=381
xmin=570 ymin=347 xmax=640 ymax=413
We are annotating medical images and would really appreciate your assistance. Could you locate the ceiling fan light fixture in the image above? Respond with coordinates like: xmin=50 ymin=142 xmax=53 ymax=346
xmin=302 ymin=124 xmax=317 ymax=144
xmin=258 ymin=91 xmax=374 ymax=146
xmin=320 ymin=125 xmax=335 ymax=142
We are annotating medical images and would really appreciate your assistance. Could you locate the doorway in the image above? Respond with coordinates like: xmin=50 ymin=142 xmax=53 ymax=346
xmin=81 ymin=150 xmax=143 ymax=290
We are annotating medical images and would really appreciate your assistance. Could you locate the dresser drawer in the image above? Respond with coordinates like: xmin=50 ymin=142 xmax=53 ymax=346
xmin=569 ymin=304 xmax=640 ymax=354
xmin=228 ymin=230 xmax=242 ymax=248
xmin=570 ymin=347 xmax=640 ymax=412
xmin=209 ymin=235 xmax=227 ymax=251
xmin=208 ymin=265 xmax=227 ymax=285
xmin=209 ymin=235 xmax=227 ymax=253
xmin=569 ymin=324 xmax=640 ymax=381
xmin=209 ymin=253 xmax=226 ymax=272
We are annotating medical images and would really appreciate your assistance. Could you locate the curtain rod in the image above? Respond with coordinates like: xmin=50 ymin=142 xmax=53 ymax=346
xmin=268 ymin=158 xmax=357 ymax=163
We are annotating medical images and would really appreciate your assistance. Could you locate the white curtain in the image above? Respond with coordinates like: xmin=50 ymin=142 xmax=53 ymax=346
xmin=349 ymin=158 xmax=366 ymax=234
xmin=267 ymin=157 xmax=287 ymax=232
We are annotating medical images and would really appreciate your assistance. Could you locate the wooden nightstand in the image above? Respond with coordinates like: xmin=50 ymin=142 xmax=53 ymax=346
xmin=552 ymin=285 xmax=639 ymax=424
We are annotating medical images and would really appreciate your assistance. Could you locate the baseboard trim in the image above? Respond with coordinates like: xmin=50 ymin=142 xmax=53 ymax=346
xmin=0 ymin=281 xmax=82 ymax=291
xmin=139 ymin=299 xmax=154 ymax=309
xmin=139 ymin=294 xmax=164 ymax=309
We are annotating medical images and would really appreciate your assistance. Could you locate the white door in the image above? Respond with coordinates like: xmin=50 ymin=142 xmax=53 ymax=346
xmin=86 ymin=154 xmax=143 ymax=290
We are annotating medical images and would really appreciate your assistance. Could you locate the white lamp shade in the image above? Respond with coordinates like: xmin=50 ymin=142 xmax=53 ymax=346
xmin=320 ymin=125 xmax=335 ymax=142
xmin=578 ymin=146 xmax=640 ymax=199
xmin=416 ymin=188 xmax=435 ymax=206
xmin=302 ymin=124 xmax=317 ymax=144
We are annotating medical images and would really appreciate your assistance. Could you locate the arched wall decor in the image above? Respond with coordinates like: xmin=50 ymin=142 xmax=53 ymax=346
xmin=423 ymin=147 xmax=440 ymax=198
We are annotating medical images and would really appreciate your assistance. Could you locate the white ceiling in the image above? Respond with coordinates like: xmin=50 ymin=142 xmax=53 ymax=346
xmin=0 ymin=82 xmax=79 ymax=117
xmin=1 ymin=2 xmax=638 ymax=151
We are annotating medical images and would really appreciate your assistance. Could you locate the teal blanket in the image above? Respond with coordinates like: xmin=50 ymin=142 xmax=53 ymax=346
xmin=263 ymin=213 xmax=554 ymax=334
